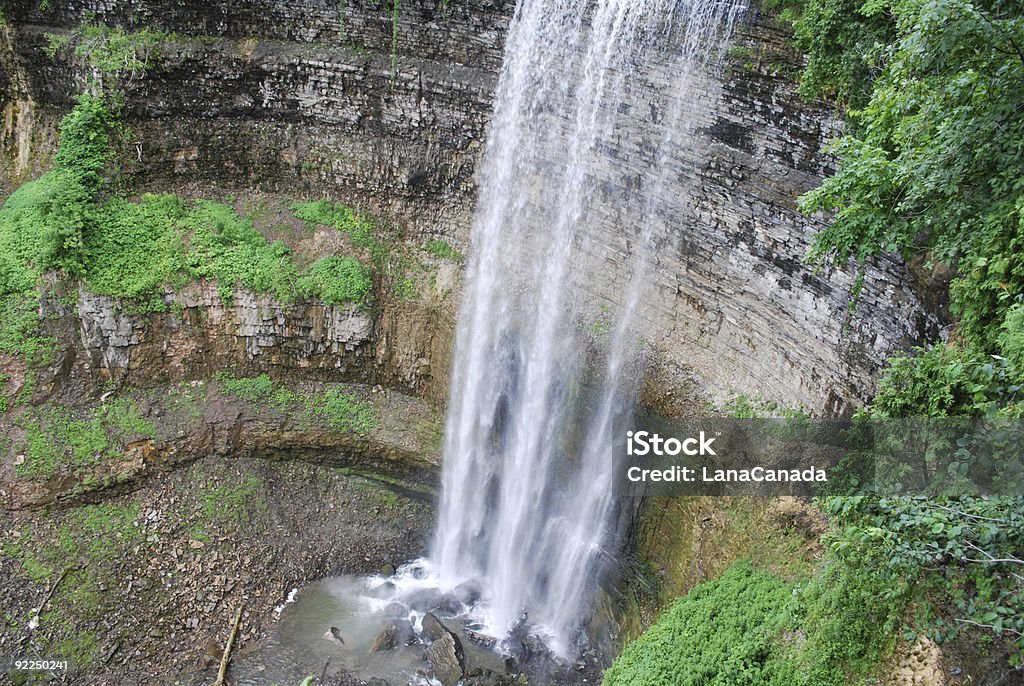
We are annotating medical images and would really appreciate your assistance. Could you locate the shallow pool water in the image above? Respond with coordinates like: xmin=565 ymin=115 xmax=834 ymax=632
xmin=226 ymin=561 xmax=509 ymax=686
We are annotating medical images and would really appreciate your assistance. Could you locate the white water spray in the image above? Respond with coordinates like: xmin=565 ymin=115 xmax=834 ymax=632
xmin=431 ymin=0 xmax=745 ymax=658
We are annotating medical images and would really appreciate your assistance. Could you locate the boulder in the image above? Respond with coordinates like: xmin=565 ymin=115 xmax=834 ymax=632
xmin=421 ymin=612 xmax=466 ymax=686
xmin=369 ymin=623 xmax=398 ymax=653
xmin=383 ymin=602 xmax=410 ymax=619
xmin=322 ymin=626 xmax=345 ymax=646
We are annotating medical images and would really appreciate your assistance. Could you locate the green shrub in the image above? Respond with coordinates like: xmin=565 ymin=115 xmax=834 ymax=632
xmin=784 ymin=563 xmax=902 ymax=685
xmin=84 ymin=194 xmax=187 ymax=301
xmin=998 ymin=304 xmax=1024 ymax=373
xmin=297 ymin=255 xmax=372 ymax=306
xmin=292 ymin=199 xmax=417 ymax=299
xmin=604 ymin=560 xmax=902 ymax=686
xmin=0 ymin=94 xmax=116 ymax=364
xmin=872 ymin=344 xmax=1023 ymax=419
xmin=604 ymin=562 xmax=793 ymax=686
xmin=0 ymin=94 xmax=114 ymax=294
xmin=181 ymin=200 xmax=300 ymax=302
xmin=795 ymin=0 xmax=1024 ymax=353
xmin=823 ymin=494 xmax=1024 ymax=664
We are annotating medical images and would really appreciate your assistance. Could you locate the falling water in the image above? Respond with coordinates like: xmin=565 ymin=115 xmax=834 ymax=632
xmin=431 ymin=0 xmax=745 ymax=658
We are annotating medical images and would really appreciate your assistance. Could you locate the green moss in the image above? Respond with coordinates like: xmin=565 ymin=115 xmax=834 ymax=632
xmin=2 ymin=502 xmax=142 ymax=673
xmin=215 ymin=373 xmax=301 ymax=409
xmin=344 ymin=473 xmax=403 ymax=508
xmin=201 ymin=475 xmax=266 ymax=526
xmin=216 ymin=374 xmax=375 ymax=435
xmin=335 ymin=466 xmax=435 ymax=497
xmin=727 ymin=44 xmax=753 ymax=59
xmin=291 ymin=199 xmax=376 ymax=248
xmin=13 ymin=399 xmax=155 ymax=480
xmin=390 ymin=0 xmax=401 ymax=83
xmin=723 ymin=394 xmax=806 ymax=420
xmin=0 ymin=292 xmax=50 ymax=361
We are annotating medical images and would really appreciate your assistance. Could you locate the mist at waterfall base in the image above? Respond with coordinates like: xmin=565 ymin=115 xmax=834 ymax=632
xmin=235 ymin=0 xmax=744 ymax=683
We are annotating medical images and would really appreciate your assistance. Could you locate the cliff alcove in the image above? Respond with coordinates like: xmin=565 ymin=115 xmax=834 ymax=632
xmin=2 ymin=0 xmax=1019 ymax=685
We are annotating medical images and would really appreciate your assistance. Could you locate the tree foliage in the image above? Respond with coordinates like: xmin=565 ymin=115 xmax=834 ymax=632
xmin=823 ymin=495 xmax=1024 ymax=663
xmin=778 ymin=0 xmax=1024 ymax=664
xmin=795 ymin=0 xmax=1024 ymax=349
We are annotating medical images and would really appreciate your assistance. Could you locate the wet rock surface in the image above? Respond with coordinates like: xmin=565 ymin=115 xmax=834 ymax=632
xmin=422 ymin=612 xmax=466 ymax=686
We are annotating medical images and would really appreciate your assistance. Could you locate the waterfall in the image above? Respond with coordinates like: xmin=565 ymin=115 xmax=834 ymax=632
xmin=431 ymin=0 xmax=744 ymax=658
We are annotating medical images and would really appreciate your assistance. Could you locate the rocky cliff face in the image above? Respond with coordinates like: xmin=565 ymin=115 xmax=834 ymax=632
xmin=1 ymin=0 xmax=507 ymax=237
xmin=76 ymin=283 xmax=374 ymax=383
xmin=0 ymin=0 xmax=942 ymax=412
xmin=625 ymin=13 xmax=945 ymax=413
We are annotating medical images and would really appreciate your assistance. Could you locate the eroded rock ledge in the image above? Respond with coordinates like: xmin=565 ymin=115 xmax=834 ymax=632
xmin=0 ymin=377 xmax=441 ymax=511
